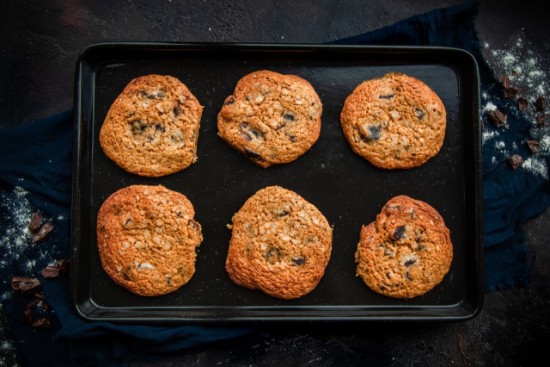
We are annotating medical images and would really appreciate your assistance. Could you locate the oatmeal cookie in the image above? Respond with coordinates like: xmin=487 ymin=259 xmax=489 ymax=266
xmin=340 ymin=72 xmax=446 ymax=169
xmin=225 ymin=185 xmax=333 ymax=299
xmin=96 ymin=185 xmax=203 ymax=296
xmin=355 ymin=195 xmax=453 ymax=298
xmin=217 ymin=70 xmax=323 ymax=168
xmin=99 ymin=74 xmax=203 ymax=177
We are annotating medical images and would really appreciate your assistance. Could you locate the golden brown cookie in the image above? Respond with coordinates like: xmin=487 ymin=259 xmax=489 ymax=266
xmin=96 ymin=185 xmax=203 ymax=296
xmin=355 ymin=195 xmax=453 ymax=299
xmin=99 ymin=74 xmax=203 ymax=177
xmin=225 ymin=185 xmax=333 ymax=299
xmin=217 ymin=70 xmax=323 ymax=168
xmin=340 ymin=72 xmax=446 ymax=169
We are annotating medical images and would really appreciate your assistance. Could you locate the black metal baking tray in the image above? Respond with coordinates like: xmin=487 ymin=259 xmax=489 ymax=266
xmin=71 ymin=43 xmax=483 ymax=322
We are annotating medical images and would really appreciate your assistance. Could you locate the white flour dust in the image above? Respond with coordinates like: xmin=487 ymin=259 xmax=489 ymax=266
xmin=482 ymin=33 xmax=549 ymax=179
xmin=0 ymin=186 xmax=50 ymax=301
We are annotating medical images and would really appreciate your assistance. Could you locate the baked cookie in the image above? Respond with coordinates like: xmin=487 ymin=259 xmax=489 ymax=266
xmin=217 ymin=70 xmax=323 ymax=168
xmin=340 ymin=72 xmax=446 ymax=169
xmin=225 ymin=185 xmax=333 ymax=299
xmin=96 ymin=185 xmax=203 ymax=296
xmin=355 ymin=195 xmax=453 ymax=299
xmin=99 ymin=74 xmax=203 ymax=177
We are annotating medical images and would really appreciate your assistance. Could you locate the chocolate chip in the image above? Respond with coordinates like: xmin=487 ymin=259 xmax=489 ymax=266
xmin=535 ymin=96 xmax=546 ymax=112
xmin=28 ymin=212 xmax=43 ymax=233
xmin=527 ymin=139 xmax=541 ymax=154
xmin=518 ymin=97 xmax=528 ymax=111
xmin=405 ymin=271 xmax=413 ymax=281
xmin=392 ymin=225 xmax=406 ymax=240
xmin=11 ymin=276 xmax=42 ymax=293
xmin=288 ymin=135 xmax=297 ymax=142
xmin=31 ymin=222 xmax=54 ymax=244
xmin=173 ymin=105 xmax=180 ymax=117
xmin=240 ymin=123 xmax=263 ymax=142
xmin=379 ymin=94 xmax=394 ymax=99
xmin=130 ymin=119 xmax=148 ymax=135
xmin=291 ymin=256 xmax=306 ymax=266
xmin=488 ymin=109 xmax=507 ymax=127
xmin=155 ymin=123 xmax=165 ymax=132
xmin=283 ymin=112 xmax=295 ymax=121
xmin=225 ymin=96 xmax=235 ymax=105
xmin=404 ymin=259 xmax=416 ymax=267
xmin=359 ymin=124 xmax=381 ymax=142
xmin=244 ymin=148 xmax=264 ymax=162
xmin=415 ymin=108 xmax=426 ymax=120
xmin=508 ymin=154 xmax=523 ymax=169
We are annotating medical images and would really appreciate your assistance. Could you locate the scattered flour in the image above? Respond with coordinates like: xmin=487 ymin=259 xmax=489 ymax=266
xmin=0 ymin=186 xmax=50 ymax=301
xmin=482 ymin=33 xmax=549 ymax=179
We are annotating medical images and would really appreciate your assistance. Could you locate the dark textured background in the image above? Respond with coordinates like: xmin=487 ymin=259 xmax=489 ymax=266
xmin=1 ymin=1 xmax=549 ymax=366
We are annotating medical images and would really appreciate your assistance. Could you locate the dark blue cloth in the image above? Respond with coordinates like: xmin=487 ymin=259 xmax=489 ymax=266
xmin=1 ymin=1 xmax=549 ymax=366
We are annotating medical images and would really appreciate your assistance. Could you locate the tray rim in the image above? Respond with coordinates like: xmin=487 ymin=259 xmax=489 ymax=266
xmin=71 ymin=42 xmax=484 ymax=323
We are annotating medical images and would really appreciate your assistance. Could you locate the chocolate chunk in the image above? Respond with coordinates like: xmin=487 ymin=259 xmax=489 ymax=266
xmin=505 ymin=86 xmax=520 ymax=99
xmin=225 ymin=96 xmax=235 ymax=105
xmin=526 ymin=140 xmax=542 ymax=154
xmin=31 ymin=318 xmax=51 ymax=329
xmin=392 ymin=225 xmax=406 ymax=240
xmin=518 ymin=97 xmax=528 ymax=111
xmin=291 ymin=256 xmax=306 ymax=266
xmin=40 ymin=259 xmax=71 ymax=279
xmin=379 ymin=94 xmax=394 ymax=99
xmin=508 ymin=154 xmax=523 ymax=169
xmin=488 ymin=109 xmax=507 ymax=127
xmin=28 ymin=212 xmax=43 ymax=233
xmin=288 ymin=135 xmax=297 ymax=142
xmin=536 ymin=113 xmax=547 ymax=127
xmin=535 ymin=97 xmax=546 ymax=112
xmin=32 ymin=222 xmax=54 ymax=244
xmin=11 ymin=277 xmax=42 ymax=293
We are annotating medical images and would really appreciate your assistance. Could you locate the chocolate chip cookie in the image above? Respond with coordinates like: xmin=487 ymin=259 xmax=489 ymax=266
xmin=340 ymin=72 xmax=446 ymax=169
xmin=225 ymin=185 xmax=333 ymax=299
xmin=355 ymin=195 xmax=453 ymax=299
xmin=217 ymin=70 xmax=323 ymax=168
xmin=96 ymin=185 xmax=203 ymax=296
xmin=99 ymin=74 xmax=203 ymax=177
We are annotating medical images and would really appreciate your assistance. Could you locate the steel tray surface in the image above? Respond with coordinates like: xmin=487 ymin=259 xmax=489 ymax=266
xmin=71 ymin=43 xmax=483 ymax=322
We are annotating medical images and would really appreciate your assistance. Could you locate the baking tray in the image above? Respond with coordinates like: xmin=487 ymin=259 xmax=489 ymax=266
xmin=71 ymin=43 xmax=483 ymax=322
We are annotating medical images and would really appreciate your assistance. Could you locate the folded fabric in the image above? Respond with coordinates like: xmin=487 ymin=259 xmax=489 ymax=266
xmin=1 ymin=1 xmax=549 ymax=366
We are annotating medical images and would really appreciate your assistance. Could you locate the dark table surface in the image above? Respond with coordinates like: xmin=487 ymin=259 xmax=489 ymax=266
xmin=1 ymin=1 xmax=549 ymax=366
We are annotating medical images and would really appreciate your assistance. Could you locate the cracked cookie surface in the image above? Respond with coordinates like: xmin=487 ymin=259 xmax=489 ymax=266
xmin=217 ymin=70 xmax=322 ymax=168
xmin=96 ymin=185 xmax=203 ymax=296
xmin=355 ymin=195 xmax=453 ymax=299
xmin=340 ymin=72 xmax=446 ymax=169
xmin=99 ymin=74 xmax=203 ymax=177
xmin=225 ymin=185 xmax=333 ymax=299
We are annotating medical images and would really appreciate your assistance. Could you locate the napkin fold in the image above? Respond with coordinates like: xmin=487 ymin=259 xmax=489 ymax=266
xmin=1 ymin=1 xmax=549 ymax=366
